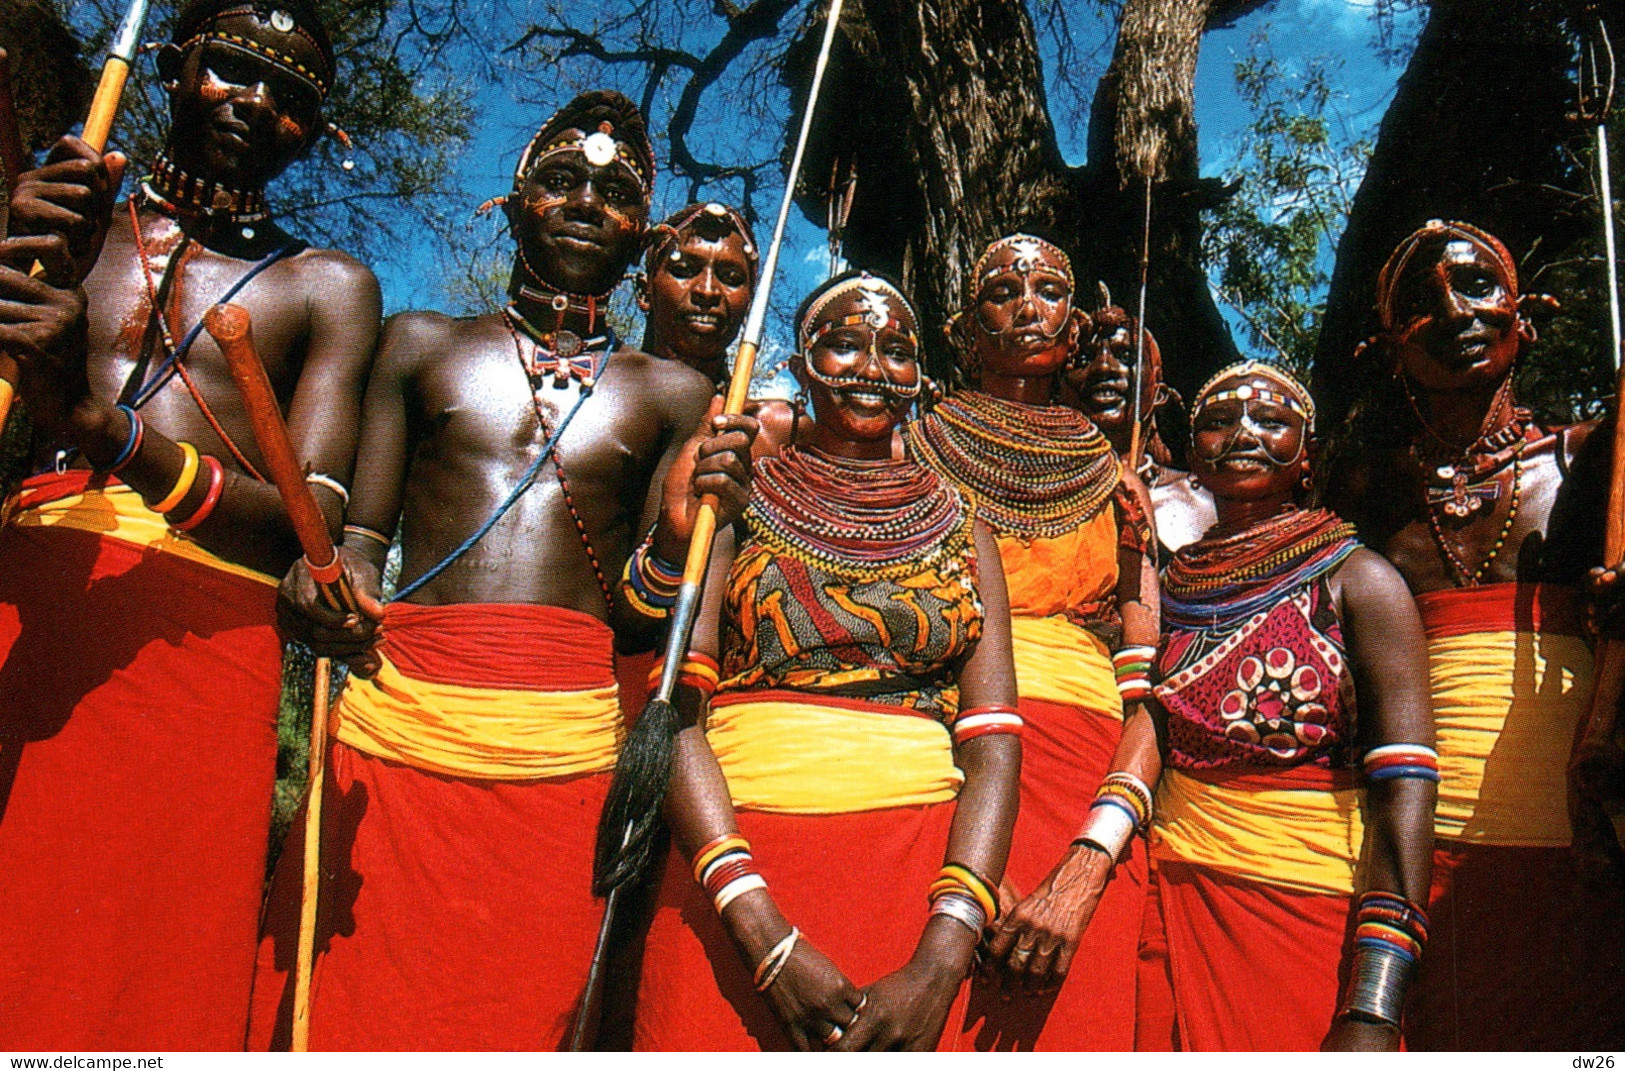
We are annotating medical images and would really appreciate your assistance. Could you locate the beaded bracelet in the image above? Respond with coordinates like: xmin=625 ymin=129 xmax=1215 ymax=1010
xmin=97 ymin=404 xmax=144 ymax=475
xmin=951 ymin=703 xmax=1024 ymax=745
xmin=172 ymin=456 xmax=225 ymax=533
xmin=1097 ymin=772 xmax=1153 ymax=828
xmin=651 ymin=652 xmax=720 ymax=703
xmin=151 ymin=442 xmax=201 ymax=514
xmin=1112 ymin=645 xmax=1157 ymax=702
xmin=1073 ymin=772 xmax=1153 ymax=862
xmin=930 ymin=864 xmax=997 ymax=925
xmin=753 ymin=926 xmax=800 ymax=992
xmin=1362 ymin=743 xmax=1440 ymax=783
xmin=1339 ymin=891 xmax=1429 ymax=1026
xmin=344 ymin=523 xmax=393 ymax=549
xmin=623 ymin=530 xmax=683 ymax=619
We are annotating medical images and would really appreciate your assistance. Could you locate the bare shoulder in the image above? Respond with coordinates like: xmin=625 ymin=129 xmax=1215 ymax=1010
xmin=377 ymin=309 xmax=494 ymax=378
xmin=287 ymin=245 xmax=380 ymax=298
xmin=608 ymin=346 xmax=714 ymax=421
xmin=1332 ymin=546 xmax=1415 ymax=608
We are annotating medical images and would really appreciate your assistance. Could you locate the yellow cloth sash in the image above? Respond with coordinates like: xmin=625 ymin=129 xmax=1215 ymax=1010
xmin=705 ymin=695 xmax=964 ymax=815
xmin=6 ymin=479 xmax=275 ymax=587
xmin=1152 ymin=768 xmax=1364 ymax=895
xmin=333 ymin=653 xmax=623 ymax=780
xmin=1009 ymin=614 xmax=1123 ymax=719
xmin=1430 ymin=629 xmax=1593 ymax=846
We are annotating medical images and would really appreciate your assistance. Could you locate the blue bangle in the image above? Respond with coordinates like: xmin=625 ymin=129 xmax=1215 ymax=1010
xmin=1366 ymin=765 xmax=1440 ymax=782
xmin=98 ymin=404 xmax=143 ymax=474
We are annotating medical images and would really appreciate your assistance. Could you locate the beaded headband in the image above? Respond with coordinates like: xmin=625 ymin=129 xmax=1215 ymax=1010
xmin=513 ymin=120 xmax=654 ymax=197
xmin=644 ymin=201 xmax=759 ymax=284
xmin=799 ymin=272 xmax=919 ymax=351
xmin=969 ymin=233 xmax=1074 ymax=302
xmin=1375 ymin=220 xmax=1518 ymax=330
xmin=1193 ymin=360 xmax=1316 ymax=430
xmin=178 ymin=6 xmax=333 ymax=98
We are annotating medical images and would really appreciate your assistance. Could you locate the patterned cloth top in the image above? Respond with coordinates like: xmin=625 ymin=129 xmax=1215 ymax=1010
xmin=720 ymin=451 xmax=983 ymax=719
xmin=1156 ymin=509 xmax=1363 ymax=770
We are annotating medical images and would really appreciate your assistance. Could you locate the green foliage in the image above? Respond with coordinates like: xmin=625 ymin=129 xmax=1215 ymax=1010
xmin=64 ymin=0 xmax=478 ymax=271
xmin=1203 ymin=33 xmax=1372 ymax=379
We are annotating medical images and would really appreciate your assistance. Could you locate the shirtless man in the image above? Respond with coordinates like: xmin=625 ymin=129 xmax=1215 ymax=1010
xmin=1061 ymin=293 xmax=1214 ymax=554
xmin=0 ymin=0 xmax=378 ymax=1049
xmin=1328 ymin=220 xmax=1625 ymax=1049
xmin=250 ymin=90 xmax=756 ymax=1051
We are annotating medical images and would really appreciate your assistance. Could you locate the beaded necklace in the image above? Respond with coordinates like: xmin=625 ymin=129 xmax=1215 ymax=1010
xmin=143 ymin=153 xmax=269 ymax=239
xmin=748 ymin=445 xmax=969 ymax=580
xmin=1164 ymin=507 xmax=1361 ymax=627
xmin=905 ymin=390 xmax=1118 ymax=539
xmin=502 ymin=313 xmax=614 ymax=609
xmin=1425 ymin=438 xmax=1524 ymax=588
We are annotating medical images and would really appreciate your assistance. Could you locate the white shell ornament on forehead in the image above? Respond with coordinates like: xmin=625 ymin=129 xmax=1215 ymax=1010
xmin=270 ymin=9 xmax=295 ymax=32
xmin=1235 ymin=384 xmax=1255 ymax=400
xmin=705 ymin=202 xmax=727 ymax=216
xmin=582 ymin=131 xmax=618 ymax=168
xmin=857 ymin=285 xmax=892 ymax=329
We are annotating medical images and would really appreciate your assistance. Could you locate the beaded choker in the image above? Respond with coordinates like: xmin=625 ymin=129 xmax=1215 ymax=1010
xmin=747 ymin=446 xmax=969 ymax=580
xmin=1164 ymin=508 xmax=1361 ymax=627
xmin=904 ymin=391 xmax=1119 ymax=539
xmin=142 ymin=154 xmax=268 ymax=227
xmin=503 ymin=305 xmax=615 ymax=388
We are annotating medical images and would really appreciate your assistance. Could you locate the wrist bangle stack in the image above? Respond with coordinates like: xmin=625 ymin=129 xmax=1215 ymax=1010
xmin=1113 ymin=644 xmax=1157 ymax=703
xmin=693 ymin=833 xmax=765 ymax=915
xmin=1362 ymin=743 xmax=1440 ymax=784
xmin=929 ymin=890 xmax=986 ymax=936
xmin=623 ymin=529 xmax=682 ymax=620
xmin=97 ymin=404 xmax=144 ymax=475
xmin=753 ymin=926 xmax=800 ymax=992
xmin=172 ymin=456 xmax=225 ymax=532
xmin=305 ymin=472 xmax=350 ymax=508
xmin=930 ymin=863 xmax=998 ymax=928
xmin=1339 ymin=891 xmax=1430 ymax=1026
xmin=1073 ymin=772 xmax=1153 ymax=863
xmin=344 ymin=523 xmax=393 ymax=549
xmin=151 ymin=442 xmax=201 ymax=515
xmin=950 ymin=703 xmax=1024 ymax=745
xmin=652 ymin=651 xmax=720 ymax=704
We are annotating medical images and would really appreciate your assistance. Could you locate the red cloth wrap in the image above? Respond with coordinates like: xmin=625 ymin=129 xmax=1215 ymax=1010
xmin=1406 ymin=843 xmax=1625 ymax=1050
xmin=634 ymin=802 xmax=970 ymax=1051
xmin=1414 ymin=579 xmax=1583 ymax=638
xmin=0 ymin=474 xmax=281 ymax=1050
xmin=1135 ymin=859 xmax=1350 ymax=1051
xmin=956 ymin=697 xmax=1145 ymax=1050
xmin=246 ymin=602 xmax=617 ymax=1051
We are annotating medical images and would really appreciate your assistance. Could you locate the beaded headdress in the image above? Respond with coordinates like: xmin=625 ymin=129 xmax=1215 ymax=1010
xmin=173 ymin=2 xmax=335 ymax=99
xmin=512 ymin=91 xmax=656 ymax=200
xmin=798 ymin=271 xmax=920 ymax=352
xmin=643 ymin=201 xmax=759 ymax=285
xmin=967 ymin=233 xmax=1074 ymax=303
xmin=1375 ymin=220 xmax=1518 ymax=331
xmin=1192 ymin=360 xmax=1316 ymax=431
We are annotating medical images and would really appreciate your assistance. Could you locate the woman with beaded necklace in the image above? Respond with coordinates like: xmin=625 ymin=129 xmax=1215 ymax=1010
xmin=1136 ymin=361 xmax=1435 ymax=1051
xmin=903 ymin=233 xmax=1159 ymax=1051
xmin=632 ymin=271 xmax=1021 ymax=1051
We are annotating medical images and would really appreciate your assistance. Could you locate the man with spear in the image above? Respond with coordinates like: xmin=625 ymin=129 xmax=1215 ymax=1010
xmin=252 ymin=90 xmax=758 ymax=1050
xmin=1327 ymin=219 xmax=1625 ymax=1049
xmin=0 ymin=0 xmax=380 ymax=1050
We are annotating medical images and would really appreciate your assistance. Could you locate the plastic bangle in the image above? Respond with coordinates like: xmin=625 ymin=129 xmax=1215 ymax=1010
xmin=753 ymin=926 xmax=800 ymax=992
xmin=713 ymin=873 xmax=766 ymax=914
xmin=151 ymin=442 xmax=201 ymax=514
xmin=305 ymin=472 xmax=350 ymax=508
xmin=99 ymin=404 xmax=144 ymax=475
xmin=344 ymin=523 xmax=393 ymax=548
xmin=172 ymin=456 xmax=225 ymax=532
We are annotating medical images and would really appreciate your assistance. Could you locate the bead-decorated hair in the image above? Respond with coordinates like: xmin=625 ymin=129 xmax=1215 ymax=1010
xmin=513 ymin=90 xmax=655 ymax=199
xmin=1374 ymin=220 xmax=1518 ymax=331
xmin=642 ymin=202 xmax=759 ymax=284
xmin=1192 ymin=360 xmax=1316 ymax=430
xmin=173 ymin=0 xmax=334 ymax=97
xmin=795 ymin=269 xmax=919 ymax=353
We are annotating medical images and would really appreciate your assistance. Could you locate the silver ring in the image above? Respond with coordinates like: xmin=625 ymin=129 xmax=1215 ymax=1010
xmin=847 ymin=993 xmax=868 ymax=1029
xmin=822 ymin=1024 xmax=844 ymax=1046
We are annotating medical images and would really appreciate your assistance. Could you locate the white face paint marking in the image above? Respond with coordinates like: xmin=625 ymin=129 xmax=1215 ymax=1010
xmin=857 ymin=285 xmax=892 ymax=330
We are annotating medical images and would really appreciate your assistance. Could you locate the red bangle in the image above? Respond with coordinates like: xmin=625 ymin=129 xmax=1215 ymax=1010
xmin=172 ymin=456 xmax=225 ymax=532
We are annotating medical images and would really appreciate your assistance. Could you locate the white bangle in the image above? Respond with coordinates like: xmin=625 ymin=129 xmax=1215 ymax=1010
xmin=305 ymin=472 xmax=351 ymax=508
xmin=713 ymin=873 xmax=767 ymax=914
xmin=1074 ymin=802 xmax=1136 ymax=862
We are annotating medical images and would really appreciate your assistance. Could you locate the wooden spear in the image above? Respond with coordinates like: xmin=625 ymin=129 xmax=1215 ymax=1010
xmin=0 ymin=0 xmax=152 ymax=432
xmin=203 ymin=303 xmax=356 ymax=1052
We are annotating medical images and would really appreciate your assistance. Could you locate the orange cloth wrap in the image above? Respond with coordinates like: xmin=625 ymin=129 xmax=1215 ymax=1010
xmin=996 ymin=506 xmax=1118 ymax=620
xmin=1137 ymin=859 xmax=1350 ymax=1051
xmin=0 ymin=471 xmax=281 ymax=1050
xmin=247 ymin=603 xmax=620 ymax=1051
xmin=1406 ymin=583 xmax=1625 ymax=1050
xmin=1417 ymin=583 xmax=1592 ymax=846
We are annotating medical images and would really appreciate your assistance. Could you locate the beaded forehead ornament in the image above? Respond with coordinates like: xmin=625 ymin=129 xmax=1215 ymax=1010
xmin=969 ymin=233 xmax=1074 ymax=301
xmin=1375 ymin=219 xmax=1518 ymax=331
xmin=645 ymin=201 xmax=759 ymax=284
xmin=178 ymin=6 xmax=333 ymax=98
xmin=799 ymin=272 xmax=923 ymax=401
xmin=1193 ymin=360 xmax=1316 ymax=430
xmin=513 ymin=120 xmax=654 ymax=198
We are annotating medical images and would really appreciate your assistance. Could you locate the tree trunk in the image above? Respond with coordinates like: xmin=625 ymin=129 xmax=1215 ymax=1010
xmin=1313 ymin=0 xmax=1594 ymax=428
xmin=784 ymin=0 xmax=1260 ymax=398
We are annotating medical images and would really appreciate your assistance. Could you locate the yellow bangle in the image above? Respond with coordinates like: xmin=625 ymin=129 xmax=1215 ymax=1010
xmin=152 ymin=442 xmax=201 ymax=514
